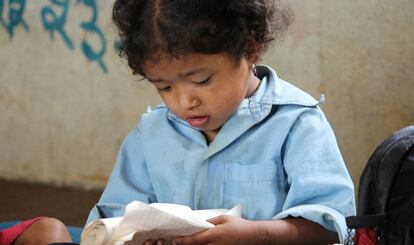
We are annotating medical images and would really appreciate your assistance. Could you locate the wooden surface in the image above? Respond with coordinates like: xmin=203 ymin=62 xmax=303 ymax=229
xmin=0 ymin=179 xmax=102 ymax=227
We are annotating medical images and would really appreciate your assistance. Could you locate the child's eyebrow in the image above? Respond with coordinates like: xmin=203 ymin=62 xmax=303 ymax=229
xmin=178 ymin=68 xmax=205 ymax=77
xmin=145 ymin=76 xmax=164 ymax=83
xmin=147 ymin=68 xmax=206 ymax=83
xmin=147 ymin=78 xmax=162 ymax=83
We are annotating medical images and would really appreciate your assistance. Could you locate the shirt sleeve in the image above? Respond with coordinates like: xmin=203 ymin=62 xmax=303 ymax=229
xmin=85 ymin=127 xmax=157 ymax=225
xmin=273 ymin=107 xmax=356 ymax=243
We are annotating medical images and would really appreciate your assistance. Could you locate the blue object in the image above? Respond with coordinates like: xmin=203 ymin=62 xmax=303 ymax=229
xmin=68 ymin=226 xmax=82 ymax=244
xmin=0 ymin=221 xmax=19 ymax=230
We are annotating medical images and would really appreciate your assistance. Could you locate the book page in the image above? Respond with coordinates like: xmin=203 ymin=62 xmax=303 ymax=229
xmin=81 ymin=201 xmax=241 ymax=245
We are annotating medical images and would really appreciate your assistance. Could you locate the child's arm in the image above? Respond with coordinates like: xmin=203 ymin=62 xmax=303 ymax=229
xmin=171 ymin=215 xmax=338 ymax=245
xmin=85 ymin=128 xmax=157 ymax=225
xmin=125 ymin=215 xmax=337 ymax=245
xmin=173 ymin=215 xmax=338 ymax=245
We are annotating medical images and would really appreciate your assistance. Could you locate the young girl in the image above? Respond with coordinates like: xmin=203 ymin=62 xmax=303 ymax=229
xmin=86 ymin=0 xmax=355 ymax=244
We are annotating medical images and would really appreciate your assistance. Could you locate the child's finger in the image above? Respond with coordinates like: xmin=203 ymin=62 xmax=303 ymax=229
xmin=207 ymin=214 xmax=230 ymax=225
xmin=172 ymin=231 xmax=212 ymax=245
xmin=157 ymin=239 xmax=172 ymax=245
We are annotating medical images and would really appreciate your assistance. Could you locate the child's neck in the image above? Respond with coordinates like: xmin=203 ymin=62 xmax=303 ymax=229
xmin=246 ymin=74 xmax=261 ymax=98
xmin=203 ymin=129 xmax=220 ymax=145
xmin=202 ymin=75 xmax=261 ymax=144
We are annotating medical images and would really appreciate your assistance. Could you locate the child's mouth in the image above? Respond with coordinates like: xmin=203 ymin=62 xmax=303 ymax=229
xmin=187 ymin=116 xmax=210 ymax=128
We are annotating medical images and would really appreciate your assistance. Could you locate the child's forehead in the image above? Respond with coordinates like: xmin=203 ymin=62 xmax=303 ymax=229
xmin=144 ymin=53 xmax=232 ymax=72
xmin=143 ymin=52 xmax=240 ymax=80
xmin=143 ymin=54 xmax=212 ymax=80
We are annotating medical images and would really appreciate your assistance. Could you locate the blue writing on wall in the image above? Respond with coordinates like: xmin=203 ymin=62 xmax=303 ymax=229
xmin=8 ymin=0 xmax=29 ymax=37
xmin=1 ymin=1 xmax=119 ymax=74
xmin=0 ymin=0 xmax=29 ymax=38
xmin=0 ymin=0 xmax=4 ymax=29
xmin=41 ymin=0 xmax=74 ymax=50
xmin=77 ymin=0 xmax=108 ymax=73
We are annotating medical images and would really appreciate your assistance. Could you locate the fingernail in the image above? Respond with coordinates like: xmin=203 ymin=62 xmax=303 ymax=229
xmin=172 ymin=240 xmax=182 ymax=245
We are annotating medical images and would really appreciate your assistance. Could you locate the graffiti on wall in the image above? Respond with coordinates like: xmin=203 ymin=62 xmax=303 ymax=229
xmin=1 ymin=0 xmax=120 ymax=74
xmin=0 ymin=0 xmax=29 ymax=38
xmin=41 ymin=0 xmax=75 ymax=50
xmin=77 ymin=0 xmax=108 ymax=73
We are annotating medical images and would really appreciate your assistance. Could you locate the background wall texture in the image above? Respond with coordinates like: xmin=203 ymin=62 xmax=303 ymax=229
xmin=1 ymin=0 xmax=413 ymax=190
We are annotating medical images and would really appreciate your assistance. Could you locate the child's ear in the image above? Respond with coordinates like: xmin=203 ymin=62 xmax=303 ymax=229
xmin=248 ymin=53 xmax=261 ymax=64
xmin=247 ymin=42 xmax=265 ymax=64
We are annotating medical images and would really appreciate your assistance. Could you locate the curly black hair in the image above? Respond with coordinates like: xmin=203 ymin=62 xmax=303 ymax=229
xmin=112 ymin=0 xmax=293 ymax=76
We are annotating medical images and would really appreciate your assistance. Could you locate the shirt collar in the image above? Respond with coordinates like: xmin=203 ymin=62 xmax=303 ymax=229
xmin=256 ymin=65 xmax=321 ymax=107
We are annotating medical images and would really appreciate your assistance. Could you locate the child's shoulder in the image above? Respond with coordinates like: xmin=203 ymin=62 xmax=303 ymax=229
xmin=139 ymin=103 xmax=168 ymax=119
xmin=135 ymin=103 xmax=172 ymax=132
xmin=258 ymin=65 xmax=322 ymax=108
xmin=142 ymin=103 xmax=169 ymax=117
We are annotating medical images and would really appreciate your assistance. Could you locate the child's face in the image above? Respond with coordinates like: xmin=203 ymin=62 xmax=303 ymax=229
xmin=143 ymin=53 xmax=260 ymax=142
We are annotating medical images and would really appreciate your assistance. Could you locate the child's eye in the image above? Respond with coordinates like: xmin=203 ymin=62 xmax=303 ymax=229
xmin=195 ymin=76 xmax=212 ymax=86
xmin=158 ymin=86 xmax=172 ymax=93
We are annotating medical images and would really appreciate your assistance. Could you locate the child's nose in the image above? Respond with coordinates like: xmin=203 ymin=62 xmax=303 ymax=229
xmin=179 ymin=93 xmax=201 ymax=110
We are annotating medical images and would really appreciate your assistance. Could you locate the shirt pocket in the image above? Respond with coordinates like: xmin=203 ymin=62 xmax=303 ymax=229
xmin=225 ymin=161 xmax=281 ymax=182
xmin=224 ymin=161 xmax=286 ymax=220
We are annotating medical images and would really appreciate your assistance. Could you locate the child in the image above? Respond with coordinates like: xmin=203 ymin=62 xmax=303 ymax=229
xmin=86 ymin=0 xmax=355 ymax=244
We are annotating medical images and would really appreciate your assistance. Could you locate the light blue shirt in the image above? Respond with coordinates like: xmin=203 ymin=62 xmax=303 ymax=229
xmin=86 ymin=65 xmax=355 ymax=242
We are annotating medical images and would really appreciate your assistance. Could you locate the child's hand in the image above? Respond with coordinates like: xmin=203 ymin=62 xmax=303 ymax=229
xmin=171 ymin=215 xmax=264 ymax=245
xmin=125 ymin=237 xmax=172 ymax=245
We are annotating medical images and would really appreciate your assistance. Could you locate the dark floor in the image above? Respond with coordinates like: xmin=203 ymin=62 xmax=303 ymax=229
xmin=0 ymin=179 xmax=103 ymax=227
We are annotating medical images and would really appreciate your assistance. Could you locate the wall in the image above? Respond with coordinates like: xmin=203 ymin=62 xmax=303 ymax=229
xmin=1 ymin=0 xmax=413 ymax=190
xmin=271 ymin=0 xmax=414 ymax=187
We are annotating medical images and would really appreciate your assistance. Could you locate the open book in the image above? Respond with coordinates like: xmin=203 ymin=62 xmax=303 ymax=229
xmin=81 ymin=201 xmax=242 ymax=245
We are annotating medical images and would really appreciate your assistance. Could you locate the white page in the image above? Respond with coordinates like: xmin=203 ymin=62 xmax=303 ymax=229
xmin=81 ymin=201 xmax=242 ymax=245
